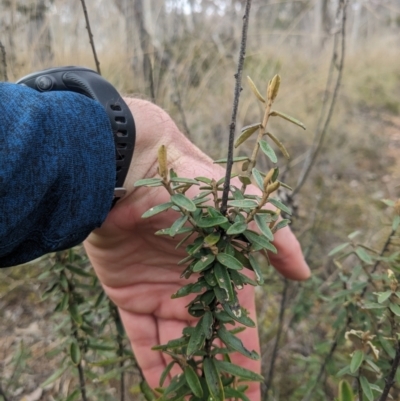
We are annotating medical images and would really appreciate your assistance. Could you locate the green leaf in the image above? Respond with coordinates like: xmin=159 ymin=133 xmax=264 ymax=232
xmin=184 ymin=366 xmax=203 ymax=398
xmin=234 ymin=124 xmax=261 ymax=148
xmin=169 ymin=215 xmax=189 ymax=237
xmin=226 ymin=221 xmax=248 ymax=235
xmin=244 ymin=230 xmax=277 ymax=253
xmin=268 ymin=198 xmax=291 ymax=215
xmin=193 ymin=254 xmax=216 ymax=273
xmin=328 ymin=242 xmax=351 ymax=257
xmin=259 ymin=140 xmax=277 ymax=163
xmin=163 ymin=374 xmax=188 ymax=400
xmin=142 ymin=202 xmax=174 ymax=218
xmin=171 ymin=283 xmax=194 ymax=298
xmin=202 ymin=311 xmax=214 ymax=339
xmin=223 ymin=303 xmax=256 ymax=327
xmin=204 ymin=269 xmax=218 ymax=286
xmin=187 ymin=320 xmax=206 ymax=357
xmin=197 ymin=216 xmax=228 ymax=228
xmin=379 ymin=334 xmax=396 ymax=358
xmin=224 ymin=388 xmax=251 ymax=401
xmin=134 ymin=178 xmax=163 ymax=187
xmin=171 ymin=194 xmax=197 ymax=212
xmin=215 ymin=360 xmax=264 ymax=382
xmin=160 ymin=361 xmax=176 ymax=387
xmin=65 ymin=389 xmax=80 ymax=401
xmin=350 ymin=350 xmax=364 ymax=373
xmin=214 ymin=263 xmax=235 ymax=302
xmin=155 ymin=227 xmax=192 ymax=236
xmin=140 ymin=381 xmax=156 ymax=401
xmin=338 ymin=380 xmax=354 ymax=401
xmin=204 ymin=232 xmax=221 ymax=246
xmin=336 ymin=365 xmax=351 ymax=377
xmin=254 ymin=214 xmax=274 ymax=241
xmin=389 ymin=302 xmax=400 ymax=316
xmin=68 ymin=303 xmax=82 ymax=326
xmin=269 ymin=110 xmax=306 ymax=130
xmin=271 ymin=167 xmax=279 ymax=182
xmin=217 ymin=326 xmax=259 ymax=359
xmin=170 ymin=177 xmax=200 ymax=185
xmin=230 ymin=269 xmax=258 ymax=287
xmin=355 ymin=247 xmax=373 ymax=264
xmin=266 ymin=132 xmax=290 ymax=159
xmin=214 ymin=156 xmax=250 ymax=164
xmin=272 ymin=219 xmax=291 ymax=232
xmin=228 ymin=199 xmax=258 ymax=209
xmin=40 ymin=366 xmax=68 ymax=388
xmin=195 ymin=176 xmax=212 ymax=184
xmin=70 ymin=342 xmax=81 ymax=366
xmin=204 ymin=357 xmax=224 ymax=401
xmin=252 ymin=168 xmax=264 ymax=191
xmin=363 ymin=302 xmax=386 ymax=309
xmin=216 ymin=253 xmax=243 ymax=270
xmin=393 ymin=215 xmax=400 ymax=231
xmin=249 ymin=254 xmax=264 ymax=284
xmin=377 ymin=290 xmax=392 ymax=304
xmin=65 ymin=264 xmax=94 ymax=278
xmin=360 ymin=376 xmax=373 ymax=401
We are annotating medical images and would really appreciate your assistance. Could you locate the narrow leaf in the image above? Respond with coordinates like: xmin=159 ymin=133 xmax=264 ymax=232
xmin=338 ymin=380 xmax=354 ymax=401
xmin=244 ymin=230 xmax=277 ymax=253
xmin=184 ymin=366 xmax=203 ymax=398
xmin=272 ymin=219 xmax=291 ymax=232
xmin=355 ymin=247 xmax=373 ymax=264
xmin=40 ymin=366 xmax=68 ymax=388
xmin=254 ymin=214 xmax=274 ymax=241
xmin=268 ymin=198 xmax=291 ymax=215
xmin=215 ymin=360 xmax=264 ymax=382
xmin=202 ymin=311 xmax=214 ymax=339
xmin=187 ymin=321 xmax=206 ymax=357
xmin=328 ymin=242 xmax=350 ymax=257
xmin=170 ymin=177 xmax=199 ymax=185
xmin=169 ymin=215 xmax=189 ymax=237
xmin=249 ymin=253 xmax=264 ymax=284
xmin=223 ymin=303 xmax=256 ymax=327
xmin=227 ymin=221 xmax=248 ymax=235
xmin=252 ymin=168 xmax=264 ymax=191
xmin=214 ymin=156 xmax=250 ymax=164
xmin=269 ymin=110 xmax=306 ymax=130
xmin=197 ymin=216 xmax=228 ymax=228
xmin=204 ymin=357 xmax=224 ymax=401
xmin=216 ymin=253 xmax=243 ymax=270
xmin=360 ymin=376 xmax=373 ymax=401
xmin=160 ymin=361 xmax=176 ymax=387
xmin=140 ymin=381 xmax=156 ymax=401
xmin=234 ymin=124 xmax=261 ymax=148
xmin=193 ymin=254 xmax=216 ymax=273
xmin=228 ymin=199 xmax=258 ymax=208
xmin=214 ymin=263 xmax=235 ymax=302
xmin=142 ymin=202 xmax=173 ymax=218
xmin=389 ymin=302 xmax=400 ymax=316
xmin=171 ymin=194 xmax=196 ymax=212
xmin=377 ymin=290 xmax=392 ymax=304
xmin=204 ymin=232 xmax=221 ymax=246
xmin=259 ymin=140 xmax=277 ymax=163
xmin=266 ymin=132 xmax=290 ymax=159
xmin=134 ymin=178 xmax=163 ymax=187
xmin=217 ymin=326 xmax=259 ymax=359
xmin=247 ymin=76 xmax=265 ymax=103
xmin=70 ymin=342 xmax=81 ymax=366
xmin=350 ymin=350 xmax=364 ymax=373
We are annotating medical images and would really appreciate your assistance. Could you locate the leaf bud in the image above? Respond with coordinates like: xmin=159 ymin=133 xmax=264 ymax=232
xmin=266 ymin=181 xmax=280 ymax=195
xmin=158 ymin=145 xmax=168 ymax=180
xmin=263 ymin=168 xmax=275 ymax=190
xmin=267 ymin=74 xmax=281 ymax=102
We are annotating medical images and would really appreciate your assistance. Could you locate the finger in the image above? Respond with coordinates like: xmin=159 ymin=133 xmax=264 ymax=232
xmin=117 ymin=309 xmax=165 ymax=388
xmin=269 ymin=225 xmax=310 ymax=280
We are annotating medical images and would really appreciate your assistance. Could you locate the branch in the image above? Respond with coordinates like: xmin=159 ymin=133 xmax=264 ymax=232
xmin=79 ymin=0 xmax=101 ymax=75
xmin=171 ymin=67 xmax=191 ymax=138
xmin=0 ymin=41 xmax=8 ymax=82
xmin=220 ymin=0 xmax=253 ymax=215
xmin=293 ymin=0 xmax=347 ymax=196
xmin=378 ymin=339 xmax=400 ymax=401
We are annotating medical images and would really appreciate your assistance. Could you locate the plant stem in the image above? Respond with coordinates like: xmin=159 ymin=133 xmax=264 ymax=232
xmin=220 ymin=0 xmax=253 ymax=215
xmin=79 ymin=0 xmax=101 ymax=75
xmin=378 ymin=339 xmax=400 ymax=401
xmin=0 ymin=40 xmax=8 ymax=82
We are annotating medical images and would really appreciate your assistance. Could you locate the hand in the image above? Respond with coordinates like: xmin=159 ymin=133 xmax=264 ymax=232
xmin=84 ymin=98 xmax=310 ymax=400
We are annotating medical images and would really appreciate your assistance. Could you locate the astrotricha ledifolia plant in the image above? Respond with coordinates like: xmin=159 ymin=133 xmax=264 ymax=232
xmin=134 ymin=75 xmax=306 ymax=401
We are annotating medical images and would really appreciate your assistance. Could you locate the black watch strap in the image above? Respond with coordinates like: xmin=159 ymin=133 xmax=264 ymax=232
xmin=17 ymin=66 xmax=135 ymax=204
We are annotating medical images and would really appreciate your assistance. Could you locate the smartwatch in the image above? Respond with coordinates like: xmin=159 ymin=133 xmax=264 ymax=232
xmin=16 ymin=66 xmax=135 ymax=204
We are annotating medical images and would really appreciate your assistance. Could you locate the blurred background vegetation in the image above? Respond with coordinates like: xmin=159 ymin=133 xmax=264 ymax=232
xmin=0 ymin=0 xmax=399 ymax=400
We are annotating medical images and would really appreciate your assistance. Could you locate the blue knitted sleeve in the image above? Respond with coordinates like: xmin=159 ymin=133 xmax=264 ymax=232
xmin=0 ymin=83 xmax=115 ymax=267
